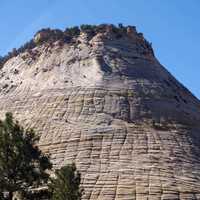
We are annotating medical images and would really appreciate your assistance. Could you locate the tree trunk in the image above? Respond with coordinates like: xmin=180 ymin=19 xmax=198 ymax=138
xmin=8 ymin=191 xmax=13 ymax=200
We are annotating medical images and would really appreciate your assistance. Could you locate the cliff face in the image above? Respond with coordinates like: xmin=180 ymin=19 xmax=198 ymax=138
xmin=1 ymin=25 xmax=200 ymax=200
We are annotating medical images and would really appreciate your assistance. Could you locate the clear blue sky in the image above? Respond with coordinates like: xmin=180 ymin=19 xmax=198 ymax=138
xmin=0 ymin=0 xmax=199 ymax=99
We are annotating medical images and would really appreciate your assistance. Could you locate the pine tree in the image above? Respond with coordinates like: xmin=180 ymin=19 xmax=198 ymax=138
xmin=0 ymin=112 xmax=52 ymax=199
xmin=49 ymin=164 xmax=82 ymax=200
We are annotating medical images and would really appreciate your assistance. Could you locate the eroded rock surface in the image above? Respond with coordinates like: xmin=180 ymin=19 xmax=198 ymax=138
xmin=0 ymin=25 xmax=200 ymax=199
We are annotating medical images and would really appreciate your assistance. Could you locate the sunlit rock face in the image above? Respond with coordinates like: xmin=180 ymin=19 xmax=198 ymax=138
xmin=1 ymin=25 xmax=200 ymax=200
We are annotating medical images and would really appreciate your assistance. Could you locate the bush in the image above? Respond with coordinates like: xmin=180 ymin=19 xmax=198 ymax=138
xmin=80 ymin=24 xmax=96 ymax=33
xmin=65 ymin=26 xmax=80 ymax=37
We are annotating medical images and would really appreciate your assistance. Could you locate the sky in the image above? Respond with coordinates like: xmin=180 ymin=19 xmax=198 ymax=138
xmin=0 ymin=0 xmax=199 ymax=99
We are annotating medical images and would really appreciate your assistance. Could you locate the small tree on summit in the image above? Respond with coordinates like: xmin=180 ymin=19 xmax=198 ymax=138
xmin=0 ymin=113 xmax=52 ymax=200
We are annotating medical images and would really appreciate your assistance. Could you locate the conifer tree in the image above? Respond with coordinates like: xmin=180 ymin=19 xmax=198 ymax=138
xmin=49 ymin=163 xmax=82 ymax=200
xmin=0 ymin=112 xmax=52 ymax=200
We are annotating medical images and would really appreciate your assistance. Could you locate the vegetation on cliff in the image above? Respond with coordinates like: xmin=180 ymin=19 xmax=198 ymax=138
xmin=0 ymin=113 xmax=52 ymax=199
xmin=0 ymin=24 xmax=153 ymax=69
xmin=0 ymin=113 xmax=82 ymax=200
xmin=48 ymin=164 xmax=82 ymax=200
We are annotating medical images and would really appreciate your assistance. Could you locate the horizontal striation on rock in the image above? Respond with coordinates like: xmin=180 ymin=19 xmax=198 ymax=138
xmin=0 ymin=25 xmax=200 ymax=199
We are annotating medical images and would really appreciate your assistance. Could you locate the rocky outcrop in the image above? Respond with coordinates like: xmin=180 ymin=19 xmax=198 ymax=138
xmin=0 ymin=24 xmax=200 ymax=200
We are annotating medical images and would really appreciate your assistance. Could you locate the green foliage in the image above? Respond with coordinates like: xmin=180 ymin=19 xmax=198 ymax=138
xmin=0 ymin=24 xmax=144 ymax=69
xmin=80 ymin=24 xmax=96 ymax=32
xmin=65 ymin=26 xmax=80 ymax=36
xmin=0 ymin=113 xmax=52 ymax=199
xmin=118 ymin=23 xmax=124 ymax=29
xmin=0 ymin=39 xmax=36 ymax=68
xmin=127 ymin=90 xmax=134 ymax=97
xmin=24 ymin=189 xmax=51 ymax=200
xmin=117 ymin=23 xmax=127 ymax=34
xmin=49 ymin=164 xmax=82 ymax=200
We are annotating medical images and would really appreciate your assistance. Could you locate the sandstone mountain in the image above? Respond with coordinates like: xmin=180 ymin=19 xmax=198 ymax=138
xmin=0 ymin=24 xmax=200 ymax=200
